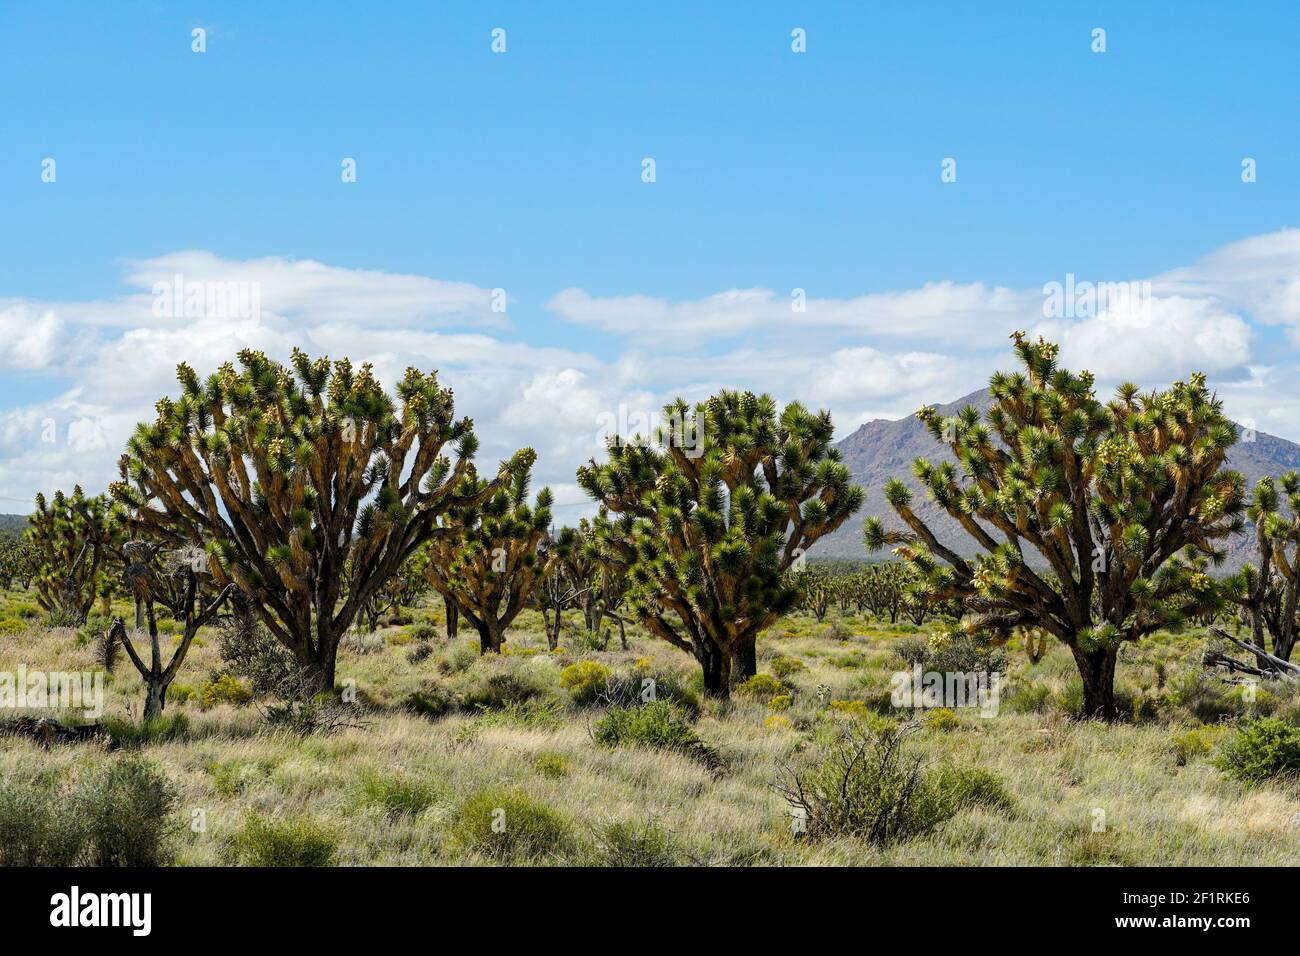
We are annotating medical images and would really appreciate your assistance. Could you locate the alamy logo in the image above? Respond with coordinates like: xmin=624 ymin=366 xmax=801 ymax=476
xmin=50 ymin=886 xmax=151 ymax=936
xmin=890 ymin=665 xmax=1001 ymax=717
xmin=0 ymin=666 xmax=103 ymax=718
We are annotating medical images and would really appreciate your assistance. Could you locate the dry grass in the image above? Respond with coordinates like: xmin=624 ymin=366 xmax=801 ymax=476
xmin=2 ymin=590 xmax=1300 ymax=866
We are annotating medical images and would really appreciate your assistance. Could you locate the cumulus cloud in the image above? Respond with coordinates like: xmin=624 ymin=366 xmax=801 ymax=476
xmin=2 ymin=233 xmax=1300 ymax=514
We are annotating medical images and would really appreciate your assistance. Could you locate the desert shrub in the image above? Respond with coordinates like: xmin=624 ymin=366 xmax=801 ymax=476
xmin=889 ymin=636 xmax=929 ymax=669
xmin=1171 ymin=725 xmax=1227 ymax=766
xmin=533 ymin=751 xmax=571 ymax=779
xmin=408 ymin=622 xmax=440 ymax=643
xmin=44 ymin=607 xmax=84 ymax=629
xmin=355 ymin=771 xmax=439 ymax=817
xmin=768 ymin=693 xmax=792 ymax=712
xmin=923 ymin=707 xmax=961 ymax=732
xmin=1168 ymin=670 xmax=1236 ymax=724
xmin=735 ymin=673 xmax=786 ymax=702
xmin=10 ymin=602 xmax=39 ymax=620
xmin=460 ymin=663 xmax=553 ymax=711
xmin=0 ymin=617 xmax=26 ymax=634
xmin=452 ymin=787 xmax=573 ymax=861
xmin=0 ymin=779 xmax=85 ymax=865
xmin=476 ymin=697 xmax=568 ymax=730
xmin=263 ymin=693 xmax=360 ymax=738
xmin=217 ymin=612 xmax=298 ymax=697
xmin=924 ymin=632 xmax=1005 ymax=676
xmin=77 ymin=758 xmax=178 ymax=866
xmin=769 ymin=655 xmax=807 ymax=679
xmin=1053 ymin=678 xmax=1085 ymax=718
xmin=1215 ymin=717 xmax=1300 ymax=783
xmin=403 ymin=681 xmax=454 ymax=719
xmin=590 ymin=820 xmax=681 ymax=866
xmin=406 ymin=642 xmax=435 ymax=664
xmin=168 ymin=683 xmax=196 ymax=705
xmin=437 ymin=641 xmax=479 ymax=675
xmin=776 ymin=723 xmax=952 ymax=845
xmin=764 ymin=714 xmax=793 ymax=731
xmin=200 ymin=673 xmax=253 ymax=709
xmin=594 ymin=701 xmax=721 ymax=770
xmin=226 ymin=814 xmax=338 ymax=866
xmin=931 ymin=763 xmax=1014 ymax=812
xmin=559 ymin=660 xmax=612 ymax=704
xmin=601 ymin=668 xmax=701 ymax=716
xmin=102 ymin=713 xmax=191 ymax=748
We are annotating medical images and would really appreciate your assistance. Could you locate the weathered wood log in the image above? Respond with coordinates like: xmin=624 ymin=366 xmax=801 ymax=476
xmin=1208 ymin=626 xmax=1300 ymax=679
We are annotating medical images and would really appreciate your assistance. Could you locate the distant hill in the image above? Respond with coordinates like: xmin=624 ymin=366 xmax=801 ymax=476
xmin=818 ymin=387 xmax=1300 ymax=570
xmin=0 ymin=514 xmax=27 ymax=539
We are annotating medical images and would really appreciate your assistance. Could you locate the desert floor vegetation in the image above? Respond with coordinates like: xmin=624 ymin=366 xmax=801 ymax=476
xmin=4 ymin=587 xmax=1299 ymax=867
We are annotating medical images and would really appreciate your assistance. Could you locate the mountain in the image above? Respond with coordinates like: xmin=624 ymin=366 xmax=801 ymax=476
xmin=0 ymin=514 xmax=27 ymax=538
xmin=818 ymin=387 xmax=1300 ymax=570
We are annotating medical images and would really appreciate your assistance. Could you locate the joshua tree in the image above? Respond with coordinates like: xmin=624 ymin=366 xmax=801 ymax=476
xmin=424 ymin=459 xmax=553 ymax=654
xmin=107 ymin=545 xmax=235 ymax=718
xmin=357 ymin=552 xmax=429 ymax=632
xmin=865 ymin=333 xmax=1243 ymax=719
xmin=578 ymin=391 xmax=862 ymax=697
xmin=537 ymin=525 xmax=591 ymax=651
xmin=1224 ymin=473 xmax=1300 ymax=661
xmin=111 ymin=348 xmax=530 ymax=692
xmin=27 ymin=487 xmax=119 ymax=624
xmin=0 ymin=540 xmax=39 ymax=591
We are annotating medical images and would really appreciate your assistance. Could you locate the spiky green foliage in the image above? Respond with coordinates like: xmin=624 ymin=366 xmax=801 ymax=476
xmin=577 ymin=391 xmax=863 ymax=697
xmin=0 ymin=538 xmax=39 ymax=591
xmin=1223 ymin=472 xmax=1300 ymax=660
xmin=26 ymin=487 xmax=120 ymax=624
xmin=864 ymin=332 xmax=1244 ymax=719
xmin=111 ymin=348 xmax=531 ymax=690
xmin=424 ymin=453 xmax=553 ymax=654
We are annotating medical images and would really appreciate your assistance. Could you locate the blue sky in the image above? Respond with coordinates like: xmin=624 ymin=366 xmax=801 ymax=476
xmin=1 ymin=1 xmax=1299 ymax=512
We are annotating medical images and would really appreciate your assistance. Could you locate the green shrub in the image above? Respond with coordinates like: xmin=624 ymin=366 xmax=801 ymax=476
xmin=735 ymin=673 xmax=785 ymax=702
xmin=559 ymin=660 xmax=612 ymax=704
xmin=769 ymin=655 xmax=807 ymax=679
xmin=11 ymin=602 xmax=39 ymax=620
xmin=226 ymin=814 xmax=338 ymax=866
xmin=593 ymin=701 xmax=721 ymax=770
xmin=0 ymin=617 xmax=26 ymax=634
xmin=1053 ymin=678 xmax=1085 ymax=718
xmin=776 ymin=724 xmax=952 ymax=845
xmin=533 ymin=751 xmax=571 ymax=779
xmin=1215 ymin=717 xmax=1300 ymax=782
xmin=460 ymin=664 xmax=552 ymax=711
xmin=590 ymin=820 xmax=681 ymax=866
xmin=0 ymin=779 xmax=85 ymax=865
xmin=102 ymin=713 xmax=191 ymax=748
xmin=355 ymin=771 xmax=439 ymax=817
xmin=403 ymin=681 xmax=454 ymax=719
xmin=200 ymin=673 xmax=253 ymax=709
xmin=77 ymin=758 xmax=179 ymax=866
xmin=452 ymin=787 xmax=573 ymax=861
xmin=1171 ymin=725 xmax=1226 ymax=766
xmin=408 ymin=622 xmax=440 ymax=643
xmin=931 ymin=763 xmax=1014 ymax=812
xmin=923 ymin=707 xmax=961 ymax=732
xmin=1168 ymin=670 xmax=1236 ymax=723
xmin=768 ymin=693 xmax=792 ymax=712
xmin=168 ymin=683 xmax=197 ymax=705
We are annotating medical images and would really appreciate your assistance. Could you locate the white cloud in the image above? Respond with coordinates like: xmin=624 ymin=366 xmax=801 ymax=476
xmin=2 ymin=233 xmax=1300 ymax=514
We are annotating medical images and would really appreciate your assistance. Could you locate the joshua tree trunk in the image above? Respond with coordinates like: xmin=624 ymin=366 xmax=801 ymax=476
xmin=445 ymin=598 xmax=459 ymax=639
xmin=1072 ymin=644 xmax=1118 ymax=721
xmin=700 ymin=641 xmax=732 ymax=698
xmin=475 ymin=618 xmax=504 ymax=655
xmin=731 ymin=638 xmax=757 ymax=683
xmin=544 ymin=606 xmax=562 ymax=651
